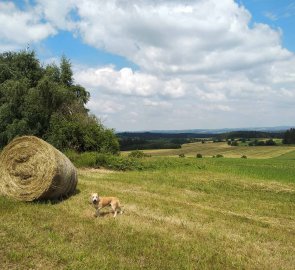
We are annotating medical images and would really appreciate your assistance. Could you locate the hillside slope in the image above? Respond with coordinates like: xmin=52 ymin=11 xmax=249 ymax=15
xmin=142 ymin=141 xmax=295 ymax=158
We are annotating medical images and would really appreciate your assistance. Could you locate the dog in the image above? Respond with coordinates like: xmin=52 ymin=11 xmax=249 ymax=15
xmin=90 ymin=193 xmax=123 ymax=217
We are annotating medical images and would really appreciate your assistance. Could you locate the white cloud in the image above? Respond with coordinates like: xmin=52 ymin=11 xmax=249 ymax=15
xmin=143 ymin=99 xmax=172 ymax=108
xmin=35 ymin=0 xmax=78 ymax=30
xmin=67 ymin=0 xmax=295 ymax=129
xmin=87 ymin=99 xmax=124 ymax=114
xmin=74 ymin=66 xmax=186 ymax=98
xmin=2 ymin=0 xmax=295 ymax=130
xmin=264 ymin=11 xmax=278 ymax=21
xmin=71 ymin=0 xmax=291 ymax=76
xmin=0 ymin=2 xmax=56 ymax=51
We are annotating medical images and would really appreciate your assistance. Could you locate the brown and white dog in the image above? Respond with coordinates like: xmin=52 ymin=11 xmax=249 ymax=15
xmin=90 ymin=193 xmax=123 ymax=217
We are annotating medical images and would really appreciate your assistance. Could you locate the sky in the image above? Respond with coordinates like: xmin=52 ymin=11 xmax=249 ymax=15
xmin=1 ymin=0 xmax=295 ymax=131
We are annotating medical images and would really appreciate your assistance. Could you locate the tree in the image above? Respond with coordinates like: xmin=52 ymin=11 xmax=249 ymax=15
xmin=283 ymin=128 xmax=295 ymax=144
xmin=60 ymin=55 xmax=73 ymax=87
xmin=45 ymin=63 xmax=60 ymax=83
xmin=0 ymin=50 xmax=119 ymax=154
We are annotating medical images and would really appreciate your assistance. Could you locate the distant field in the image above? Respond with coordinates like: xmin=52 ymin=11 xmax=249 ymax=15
xmin=1 ymin=157 xmax=295 ymax=269
xmin=139 ymin=141 xmax=295 ymax=159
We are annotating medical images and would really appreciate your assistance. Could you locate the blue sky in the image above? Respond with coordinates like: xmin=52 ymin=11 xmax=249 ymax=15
xmin=1 ymin=0 xmax=295 ymax=131
xmin=241 ymin=0 xmax=295 ymax=52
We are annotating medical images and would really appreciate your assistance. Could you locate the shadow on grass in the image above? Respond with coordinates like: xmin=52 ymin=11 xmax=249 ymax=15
xmin=34 ymin=188 xmax=81 ymax=205
xmin=93 ymin=210 xmax=118 ymax=218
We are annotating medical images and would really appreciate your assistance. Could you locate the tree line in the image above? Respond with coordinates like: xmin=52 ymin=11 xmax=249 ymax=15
xmin=283 ymin=128 xmax=295 ymax=144
xmin=0 ymin=51 xmax=119 ymax=153
xmin=118 ymin=129 xmax=295 ymax=150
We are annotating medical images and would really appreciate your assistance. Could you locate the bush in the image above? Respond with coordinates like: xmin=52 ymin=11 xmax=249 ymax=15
xmin=265 ymin=139 xmax=276 ymax=146
xmin=65 ymin=151 xmax=142 ymax=170
xmin=65 ymin=151 xmax=98 ymax=167
xmin=216 ymin=154 xmax=224 ymax=158
xmin=95 ymin=154 xmax=143 ymax=171
xmin=241 ymin=155 xmax=247 ymax=159
xmin=256 ymin=141 xmax=266 ymax=146
xmin=128 ymin=150 xmax=149 ymax=158
xmin=196 ymin=153 xmax=202 ymax=158
xmin=179 ymin=153 xmax=185 ymax=158
xmin=231 ymin=141 xmax=239 ymax=146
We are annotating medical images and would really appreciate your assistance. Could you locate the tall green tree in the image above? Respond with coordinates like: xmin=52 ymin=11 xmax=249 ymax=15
xmin=60 ymin=55 xmax=73 ymax=87
xmin=0 ymin=50 xmax=119 ymax=153
xmin=283 ymin=128 xmax=295 ymax=144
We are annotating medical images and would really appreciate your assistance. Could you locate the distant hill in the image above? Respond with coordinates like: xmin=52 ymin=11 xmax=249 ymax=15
xmin=116 ymin=128 xmax=287 ymax=151
xmin=118 ymin=126 xmax=292 ymax=135
xmin=147 ymin=126 xmax=292 ymax=134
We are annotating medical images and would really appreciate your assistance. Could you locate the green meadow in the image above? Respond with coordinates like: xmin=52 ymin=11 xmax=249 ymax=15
xmin=1 ymin=146 xmax=295 ymax=269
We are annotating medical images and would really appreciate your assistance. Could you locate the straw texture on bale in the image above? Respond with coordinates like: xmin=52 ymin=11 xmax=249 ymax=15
xmin=0 ymin=136 xmax=77 ymax=201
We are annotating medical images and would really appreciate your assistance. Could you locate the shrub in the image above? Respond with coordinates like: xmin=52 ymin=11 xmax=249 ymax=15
xmin=128 ymin=150 xmax=149 ymax=158
xmin=265 ymin=139 xmax=276 ymax=146
xmin=66 ymin=151 xmax=143 ymax=170
xmin=66 ymin=151 xmax=98 ymax=167
xmin=179 ymin=153 xmax=185 ymax=158
xmin=196 ymin=153 xmax=202 ymax=158
xmin=241 ymin=155 xmax=247 ymax=159
xmin=95 ymin=153 xmax=143 ymax=171
xmin=231 ymin=141 xmax=239 ymax=146
xmin=256 ymin=141 xmax=266 ymax=146
xmin=216 ymin=154 xmax=224 ymax=158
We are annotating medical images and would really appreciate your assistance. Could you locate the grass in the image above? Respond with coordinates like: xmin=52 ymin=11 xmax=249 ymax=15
xmin=138 ymin=141 xmax=295 ymax=159
xmin=274 ymin=149 xmax=295 ymax=160
xmin=1 ymin=156 xmax=295 ymax=269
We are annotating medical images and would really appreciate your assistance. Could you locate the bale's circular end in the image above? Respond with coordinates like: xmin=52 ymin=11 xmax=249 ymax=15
xmin=0 ymin=136 xmax=78 ymax=201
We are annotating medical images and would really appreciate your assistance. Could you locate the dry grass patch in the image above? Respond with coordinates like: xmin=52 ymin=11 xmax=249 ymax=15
xmin=142 ymin=141 xmax=295 ymax=158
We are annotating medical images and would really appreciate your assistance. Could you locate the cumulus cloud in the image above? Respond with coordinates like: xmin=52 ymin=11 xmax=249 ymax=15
xmin=56 ymin=0 xmax=295 ymax=122
xmin=0 ymin=2 xmax=56 ymax=51
xmin=35 ymin=0 xmax=78 ymax=30
xmin=87 ymin=99 xmax=124 ymax=114
xmin=20 ymin=0 xmax=292 ymax=75
xmin=74 ymin=66 xmax=186 ymax=98
xmin=143 ymin=99 xmax=172 ymax=108
xmin=2 ymin=0 xmax=295 ymax=129
xmin=70 ymin=0 xmax=291 ymax=75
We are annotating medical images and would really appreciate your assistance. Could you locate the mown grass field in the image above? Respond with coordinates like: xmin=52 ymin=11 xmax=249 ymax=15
xmin=140 ymin=141 xmax=295 ymax=159
xmin=1 ymin=152 xmax=295 ymax=269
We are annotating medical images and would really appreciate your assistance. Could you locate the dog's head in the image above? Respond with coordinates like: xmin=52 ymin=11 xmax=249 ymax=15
xmin=90 ymin=193 xmax=100 ymax=204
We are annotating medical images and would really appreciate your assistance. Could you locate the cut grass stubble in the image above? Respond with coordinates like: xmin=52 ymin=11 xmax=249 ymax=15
xmin=1 ymin=156 xmax=295 ymax=269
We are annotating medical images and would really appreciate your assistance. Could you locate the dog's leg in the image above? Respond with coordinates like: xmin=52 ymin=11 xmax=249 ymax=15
xmin=117 ymin=206 xmax=123 ymax=214
xmin=95 ymin=208 xmax=100 ymax=217
xmin=111 ymin=204 xmax=118 ymax=217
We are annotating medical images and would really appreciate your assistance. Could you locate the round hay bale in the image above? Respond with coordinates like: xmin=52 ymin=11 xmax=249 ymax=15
xmin=0 ymin=136 xmax=78 ymax=201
